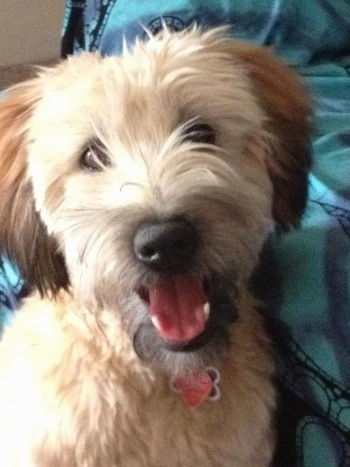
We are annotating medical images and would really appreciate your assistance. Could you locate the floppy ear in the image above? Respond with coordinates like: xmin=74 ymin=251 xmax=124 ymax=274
xmin=0 ymin=82 xmax=69 ymax=296
xmin=230 ymin=43 xmax=312 ymax=229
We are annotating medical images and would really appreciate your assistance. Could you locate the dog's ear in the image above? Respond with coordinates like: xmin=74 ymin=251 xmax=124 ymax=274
xmin=229 ymin=43 xmax=312 ymax=229
xmin=0 ymin=82 xmax=69 ymax=296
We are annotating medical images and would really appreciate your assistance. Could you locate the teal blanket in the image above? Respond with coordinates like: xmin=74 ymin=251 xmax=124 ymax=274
xmin=1 ymin=1 xmax=349 ymax=465
xmin=261 ymin=66 xmax=350 ymax=464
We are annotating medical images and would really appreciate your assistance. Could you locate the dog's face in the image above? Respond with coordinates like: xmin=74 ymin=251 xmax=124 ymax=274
xmin=0 ymin=28 xmax=311 ymax=371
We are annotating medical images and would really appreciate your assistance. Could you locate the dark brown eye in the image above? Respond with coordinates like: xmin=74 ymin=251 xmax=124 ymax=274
xmin=183 ymin=121 xmax=216 ymax=145
xmin=80 ymin=144 xmax=110 ymax=172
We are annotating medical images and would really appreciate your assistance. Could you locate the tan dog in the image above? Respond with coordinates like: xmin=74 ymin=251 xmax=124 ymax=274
xmin=0 ymin=27 xmax=311 ymax=466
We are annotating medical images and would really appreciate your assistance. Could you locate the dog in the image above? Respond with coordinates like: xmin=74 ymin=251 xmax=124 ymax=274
xmin=0 ymin=27 xmax=311 ymax=466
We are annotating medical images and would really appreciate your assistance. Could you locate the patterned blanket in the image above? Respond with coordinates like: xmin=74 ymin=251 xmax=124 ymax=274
xmin=1 ymin=1 xmax=350 ymax=465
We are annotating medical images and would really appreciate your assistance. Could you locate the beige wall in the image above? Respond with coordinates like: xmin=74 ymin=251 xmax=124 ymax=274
xmin=0 ymin=0 xmax=66 ymax=67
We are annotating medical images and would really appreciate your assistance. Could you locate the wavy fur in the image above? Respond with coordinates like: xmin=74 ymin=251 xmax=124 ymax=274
xmin=0 ymin=27 xmax=311 ymax=466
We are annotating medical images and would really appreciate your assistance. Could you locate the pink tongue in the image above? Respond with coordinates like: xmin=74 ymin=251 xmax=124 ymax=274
xmin=149 ymin=274 xmax=207 ymax=343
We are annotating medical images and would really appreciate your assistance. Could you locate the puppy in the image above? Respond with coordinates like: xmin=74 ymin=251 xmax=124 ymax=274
xmin=0 ymin=27 xmax=311 ymax=466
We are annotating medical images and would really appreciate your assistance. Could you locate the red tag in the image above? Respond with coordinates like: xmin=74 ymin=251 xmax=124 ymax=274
xmin=171 ymin=370 xmax=213 ymax=408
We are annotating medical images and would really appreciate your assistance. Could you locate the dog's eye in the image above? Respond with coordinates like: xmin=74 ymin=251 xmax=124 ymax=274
xmin=183 ymin=122 xmax=216 ymax=145
xmin=80 ymin=145 xmax=110 ymax=172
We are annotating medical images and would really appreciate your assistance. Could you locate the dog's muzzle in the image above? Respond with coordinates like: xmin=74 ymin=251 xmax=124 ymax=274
xmin=133 ymin=218 xmax=237 ymax=354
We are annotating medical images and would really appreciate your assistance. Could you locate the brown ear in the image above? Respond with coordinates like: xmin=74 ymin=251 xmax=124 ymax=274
xmin=230 ymin=42 xmax=312 ymax=229
xmin=0 ymin=82 xmax=69 ymax=296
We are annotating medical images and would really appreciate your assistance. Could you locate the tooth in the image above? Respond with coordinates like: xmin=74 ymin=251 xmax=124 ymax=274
xmin=151 ymin=316 xmax=161 ymax=331
xmin=203 ymin=303 xmax=210 ymax=321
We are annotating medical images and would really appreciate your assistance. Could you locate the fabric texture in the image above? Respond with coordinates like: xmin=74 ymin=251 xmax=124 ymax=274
xmin=0 ymin=258 xmax=23 ymax=334
xmin=61 ymin=0 xmax=350 ymax=66
xmin=1 ymin=1 xmax=349 ymax=466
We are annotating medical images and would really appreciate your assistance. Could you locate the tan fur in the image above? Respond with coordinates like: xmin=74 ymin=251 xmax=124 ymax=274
xmin=0 ymin=27 xmax=311 ymax=466
xmin=0 ymin=289 xmax=274 ymax=466
xmin=0 ymin=82 xmax=68 ymax=294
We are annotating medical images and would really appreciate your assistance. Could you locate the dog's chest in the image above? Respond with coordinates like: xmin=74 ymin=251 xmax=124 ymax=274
xmin=112 ymin=381 xmax=233 ymax=466
xmin=104 ymin=363 xmax=265 ymax=467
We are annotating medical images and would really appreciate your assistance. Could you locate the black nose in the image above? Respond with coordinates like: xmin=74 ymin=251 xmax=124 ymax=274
xmin=133 ymin=219 xmax=199 ymax=273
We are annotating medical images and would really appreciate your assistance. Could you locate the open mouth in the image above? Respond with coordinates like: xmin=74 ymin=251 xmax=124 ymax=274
xmin=138 ymin=274 xmax=217 ymax=351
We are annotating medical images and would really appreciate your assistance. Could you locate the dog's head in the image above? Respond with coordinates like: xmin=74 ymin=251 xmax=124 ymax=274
xmin=0 ymin=28 xmax=311 ymax=371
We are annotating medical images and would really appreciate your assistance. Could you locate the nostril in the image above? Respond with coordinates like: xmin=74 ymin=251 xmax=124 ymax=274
xmin=139 ymin=245 xmax=159 ymax=261
xmin=133 ymin=218 xmax=199 ymax=272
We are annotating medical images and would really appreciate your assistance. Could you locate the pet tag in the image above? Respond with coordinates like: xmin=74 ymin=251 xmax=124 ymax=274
xmin=170 ymin=367 xmax=221 ymax=408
